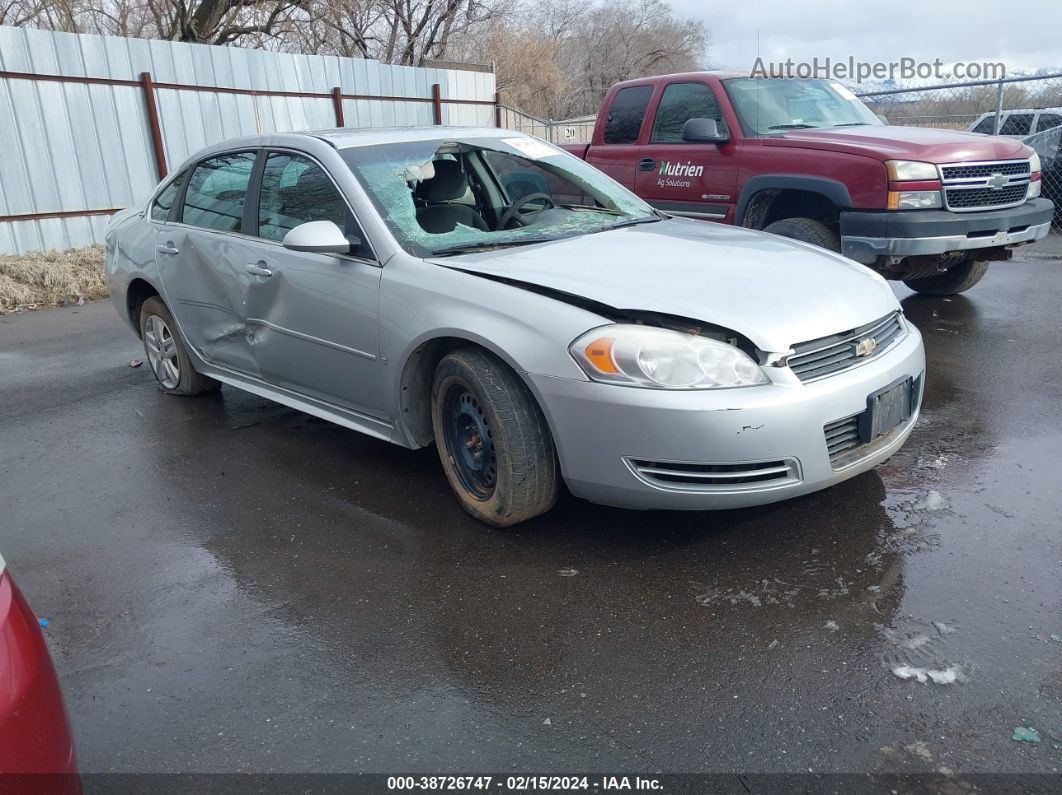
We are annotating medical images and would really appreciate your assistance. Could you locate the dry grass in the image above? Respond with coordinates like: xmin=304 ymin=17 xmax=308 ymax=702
xmin=0 ymin=245 xmax=107 ymax=313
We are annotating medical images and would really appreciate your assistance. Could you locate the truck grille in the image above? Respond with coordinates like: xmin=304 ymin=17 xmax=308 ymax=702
xmin=938 ymin=159 xmax=1031 ymax=212
xmin=626 ymin=458 xmax=800 ymax=490
xmin=787 ymin=312 xmax=905 ymax=383
xmin=940 ymin=161 xmax=1030 ymax=180
xmin=945 ymin=183 xmax=1028 ymax=209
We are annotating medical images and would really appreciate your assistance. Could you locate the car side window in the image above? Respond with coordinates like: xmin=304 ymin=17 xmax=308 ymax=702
xmin=650 ymin=83 xmax=724 ymax=144
xmin=1036 ymin=113 xmax=1062 ymax=133
xmin=257 ymin=152 xmax=368 ymax=256
xmin=181 ymin=152 xmax=256 ymax=232
xmin=970 ymin=116 xmax=995 ymax=134
xmin=150 ymin=176 xmax=182 ymax=222
xmin=603 ymin=85 xmax=653 ymax=144
xmin=999 ymin=113 xmax=1033 ymax=136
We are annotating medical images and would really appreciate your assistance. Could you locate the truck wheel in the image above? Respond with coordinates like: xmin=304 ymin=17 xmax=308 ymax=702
xmin=431 ymin=348 xmax=558 ymax=527
xmin=903 ymin=257 xmax=989 ymax=295
xmin=139 ymin=296 xmax=220 ymax=396
xmin=763 ymin=217 xmax=841 ymax=252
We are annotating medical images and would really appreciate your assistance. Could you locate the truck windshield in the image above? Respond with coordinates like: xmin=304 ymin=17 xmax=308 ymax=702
xmin=723 ymin=78 xmax=882 ymax=136
xmin=340 ymin=137 xmax=658 ymax=257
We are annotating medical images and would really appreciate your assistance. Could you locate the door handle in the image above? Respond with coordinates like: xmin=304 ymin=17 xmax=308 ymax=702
xmin=157 ymin=243 xmax=179 ymax=255
xmin=245 ymin=263 xmax=272 ymax=277
xmin=639 ymin=157 xmax=656 ymax=171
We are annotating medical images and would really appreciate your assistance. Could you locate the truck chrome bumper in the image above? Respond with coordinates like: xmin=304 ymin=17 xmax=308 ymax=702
xmin=841 ymin=220 xmax=1051 ymax=263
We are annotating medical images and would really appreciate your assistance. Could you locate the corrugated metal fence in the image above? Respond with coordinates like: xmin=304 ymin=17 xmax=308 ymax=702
xmin=0 ymin=26 xmax=497 ymax=255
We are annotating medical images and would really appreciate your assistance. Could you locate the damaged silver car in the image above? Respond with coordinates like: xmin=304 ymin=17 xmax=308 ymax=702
xmin=106 ymin=127 xmax=925 ymax=526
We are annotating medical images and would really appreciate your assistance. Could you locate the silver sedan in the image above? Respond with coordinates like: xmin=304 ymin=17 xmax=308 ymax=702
xmin=106 ymin=127 xmax=925 ymax=526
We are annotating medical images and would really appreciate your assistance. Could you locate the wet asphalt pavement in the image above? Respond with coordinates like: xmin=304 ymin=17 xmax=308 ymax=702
xmin=1 ymin=254 xmax=1060 ymax=777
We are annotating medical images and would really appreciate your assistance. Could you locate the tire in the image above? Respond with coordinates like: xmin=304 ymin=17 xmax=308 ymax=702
xmin=431 ymin=348 xmax=558 ymax=527
xmin=139 ymin=296 xmax=220 ymax=396
xmin=903 ymin=257 xmax=989 ymax=296
xmin=763 ymin=217 xmax=841 ymax=252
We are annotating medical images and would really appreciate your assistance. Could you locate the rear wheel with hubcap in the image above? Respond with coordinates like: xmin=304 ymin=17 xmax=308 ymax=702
xmin=431 ymin=348 xmax=558 ymax=527
xmin=139 ymin=296 xmax=220 ymax=396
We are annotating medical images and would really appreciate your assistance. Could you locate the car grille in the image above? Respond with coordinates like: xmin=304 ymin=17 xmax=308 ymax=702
xmin=824 ymin=376 xmax=923 ymax=469
xmin=787 ymin=312 xmax=905 ymax=383
xmin=939 ymin=159 xmax=1031 ymax=212
xmin=940 ymin=161 xmax=1030 ymax=180
xmin=627 ymin=458 xmax=800 ymax=490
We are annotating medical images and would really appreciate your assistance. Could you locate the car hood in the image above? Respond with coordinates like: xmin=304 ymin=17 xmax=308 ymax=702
xmin=766 ymin=125 xmax=1032 ymax=162
xmin=430 ymin=219 xmax=899 ymax=352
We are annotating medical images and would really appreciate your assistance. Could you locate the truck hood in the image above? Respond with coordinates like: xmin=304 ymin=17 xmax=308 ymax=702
xmin=766 ymin=125 xmax=1031 ymax=163
xmin=430 ymin=218 xmax=899 ymax=352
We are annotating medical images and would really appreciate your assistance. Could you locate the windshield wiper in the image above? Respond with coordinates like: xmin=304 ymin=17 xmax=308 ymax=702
xmin=833 ymin=122 xmax=870 ymax=127
xmin=599 ymin=215 xmax=663 ymax=232
xmin=558 ymin=204 xmax=623 ymax=215
xmin=430 ymin=238 xmax=555 ymax=257
xmin=768 ymin=123 xmax=818 ymax=130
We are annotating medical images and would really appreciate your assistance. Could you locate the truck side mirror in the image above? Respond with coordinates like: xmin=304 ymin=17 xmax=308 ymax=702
xmin=682 ymin=117 xmax=729 ymax=144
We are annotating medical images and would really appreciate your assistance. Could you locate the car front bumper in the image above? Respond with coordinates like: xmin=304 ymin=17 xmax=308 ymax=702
xmin=839 ymin=198 xmax=1054 ymax=264
xmin=531 ymin=325 xmax=925 ymax=510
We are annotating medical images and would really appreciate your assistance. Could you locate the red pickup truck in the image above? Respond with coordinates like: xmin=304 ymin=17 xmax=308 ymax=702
xmin=562 ymin=71 xmax=1054 ymax=295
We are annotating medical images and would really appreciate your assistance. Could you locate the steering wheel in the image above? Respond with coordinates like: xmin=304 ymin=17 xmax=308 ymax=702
xmin=499 ymin=192 xmax=555 ymax=228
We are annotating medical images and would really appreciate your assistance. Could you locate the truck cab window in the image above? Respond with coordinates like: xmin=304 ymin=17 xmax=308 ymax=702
xmin=604 ymin=85 xmax=653 ymax=144
xmin=650 ymin=83 xmax=724 ymax=143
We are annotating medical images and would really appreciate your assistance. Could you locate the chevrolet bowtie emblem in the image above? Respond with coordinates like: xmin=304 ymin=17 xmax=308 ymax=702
xmin=988 ymin=172 xmax=1007 ymax=190
xmin=855 ymin=337 xmax=877 ymax=357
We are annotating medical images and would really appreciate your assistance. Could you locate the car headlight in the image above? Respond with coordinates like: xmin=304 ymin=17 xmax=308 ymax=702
xmin=570 ymin=325 xmax=768 ymax=389
xmin=887 ymin=190 xmax=942 ymax=209
xmin=885 ymin=160 xmax=939 ymax=181
xmin=1029 ymin=152 xmax=1041 ymax=174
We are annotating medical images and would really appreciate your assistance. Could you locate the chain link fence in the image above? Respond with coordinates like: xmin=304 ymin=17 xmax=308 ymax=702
xmin=497 ymin=105 xmax=595 ymax=145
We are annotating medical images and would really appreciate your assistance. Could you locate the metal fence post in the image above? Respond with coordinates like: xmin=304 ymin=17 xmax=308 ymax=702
xmin=992 ymin=80 xmax=1004 ymax=135
xmin=431 ymin=83 xmax=443 ymax=125
xmin=140 ymin=71 xmax=167 ymax=180
xmin=332 ymin=86 xmax=345 ymax=128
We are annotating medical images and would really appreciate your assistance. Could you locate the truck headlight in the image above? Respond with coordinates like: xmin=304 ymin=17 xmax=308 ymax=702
xmin=1029 ymin=152 xmax=1041 ymax=174
xmin=885 ymin=160 xmax=939 ymax=181
xmin=571 ymin=325 xmax=768 ymax=389
xmin=887 ymin=190 xmax=942 ymax=209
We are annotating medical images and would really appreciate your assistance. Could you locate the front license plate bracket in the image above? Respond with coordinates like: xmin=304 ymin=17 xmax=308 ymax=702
xmin=858 ymin=376 xmax=912 ymax=443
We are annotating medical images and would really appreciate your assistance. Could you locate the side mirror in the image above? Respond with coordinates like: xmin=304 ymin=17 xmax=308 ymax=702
xmin=282 ymin=220 xmax=352 ymax=255
xmin=682 ymin=117 xmax=729 ymax=144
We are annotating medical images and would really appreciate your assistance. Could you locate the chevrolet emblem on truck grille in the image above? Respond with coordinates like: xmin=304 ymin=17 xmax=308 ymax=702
xmin=988 ymin=172 xmax=1007 ymax=190
xmin=855 ymin=337 xmax=877 ymax=357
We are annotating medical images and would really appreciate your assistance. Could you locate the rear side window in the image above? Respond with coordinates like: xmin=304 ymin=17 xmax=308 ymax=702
xmin=650 ymin=83 xmax=724 ymax=143
xmin=1036 ymin=113 xmax=1062 ymax=132
xmin=150 ymin=177 xmax=181 ymax=221
xmin=604 ymin=85 xmax=653 ymax=144
xmin=970 ymin=116 xmax=994 ymax=134
xmin=181 ymin=152 xmax=256 ymax=232
xmin=999 ymin=114 xmax=1033 ymax=136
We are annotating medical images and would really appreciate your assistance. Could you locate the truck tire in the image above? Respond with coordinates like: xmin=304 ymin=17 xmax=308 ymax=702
xmin=903 ymin=257 xmax=989 ymax=296
xmin=432 ymin=348 xmax=558 ymax=527
xmin=139 ymin=296 xmax=221 ymax=396
xmin=763 ymin=217 xmax=841 ymax=252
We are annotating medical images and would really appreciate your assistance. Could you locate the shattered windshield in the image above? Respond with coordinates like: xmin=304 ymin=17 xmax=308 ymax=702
xmin=339 ymin=136 xmax=659 ymax=257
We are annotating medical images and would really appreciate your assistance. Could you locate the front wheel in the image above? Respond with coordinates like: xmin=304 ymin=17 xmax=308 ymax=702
xmin=763 ymin=217 xmax=841 ymax=252
xmin=431 ymin=348 xmax=558 ymax=527
xmin=903 ymin=257 xmax=989 ymax=295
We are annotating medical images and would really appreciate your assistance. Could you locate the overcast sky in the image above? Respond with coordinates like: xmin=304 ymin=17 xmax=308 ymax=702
xmin=669 ymin=0 xmax=1062 ymax=82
